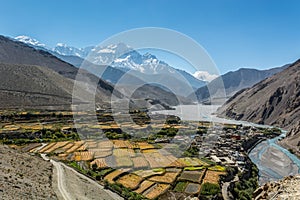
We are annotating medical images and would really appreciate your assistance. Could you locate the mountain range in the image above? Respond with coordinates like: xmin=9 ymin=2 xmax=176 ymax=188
xmin=15 ymin=35 xmax=289 ymax=100
xmin=193 ymin=65 xmax=289 ymax=103
xmin=14 ymin=36 xmax=207 ymax=92
xmin=1 ymin=35 xmax=196 ymax=110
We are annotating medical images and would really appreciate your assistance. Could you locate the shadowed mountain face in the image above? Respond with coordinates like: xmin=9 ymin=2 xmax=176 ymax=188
xmin=218 ymin=60 xmax=300 ymax=156
xmin=0 ymin=63 xmax=75 ymax=109
xmin=193 ymin=66 xmax=288 ymax=102
xmin=0 ymin=36 xmax=121 ymax=110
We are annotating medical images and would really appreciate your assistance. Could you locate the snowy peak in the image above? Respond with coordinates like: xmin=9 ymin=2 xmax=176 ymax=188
xmin=53 ymin=43 xmax=93 ymax=58
xmin=88 ymin=43 xmax=133 ymax=66
xmin=87 ymin=43 xmax=171 ymax=73
xmin=15 ymin=35 xmax=46 ymax=47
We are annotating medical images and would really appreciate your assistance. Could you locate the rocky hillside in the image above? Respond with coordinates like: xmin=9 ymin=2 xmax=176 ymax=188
xmin=0 ymin=145 xmax=57 ymax=199
xmin=279 ymin=121 xmax=300 ymax=158
xmin=218 ymin=59 xmax=300 ymax=156
xmin=253 ymin=175 xmax=300 ymax=199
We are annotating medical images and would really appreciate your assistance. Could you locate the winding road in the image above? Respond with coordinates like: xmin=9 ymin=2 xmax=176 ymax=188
xmin=41 ymin=154 xmax=123 ymax=200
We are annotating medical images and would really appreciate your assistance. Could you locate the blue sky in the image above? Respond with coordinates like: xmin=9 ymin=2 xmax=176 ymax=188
xmin=1 ymin=0 xmax=300 ymax=74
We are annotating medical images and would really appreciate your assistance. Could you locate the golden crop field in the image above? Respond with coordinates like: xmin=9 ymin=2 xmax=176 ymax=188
xmin=112 ymin=140 xmax=128 ymax=148
xmin=138 ymin=142 xmax=155 ymax=150
xmin=76 ymin=143 xmax=87 ymax=151
xmin=202 ymin=170 xmax=226 ymax=184
xmin=39 ymin=143 xmax=56 ymax=153
xmin=134 ymin=180 xmax=155 ymax=194
xmin=149 ymin=172 xmax=179 ymax=184
xmin=90 ymin=158 xmax=108 ymax=169
xmin=73 ymin=151 xmax=94 ymax=161
xmin=65 ymin=141 xmax=84 ymax=153
xmin=132 ymin=156 xmax=149 ymax=169
xmin=61 ymin=143 xmax=74 ymax=151
xmin=144 ymin=183 xmax=170 ymax=199
xmin=116 ymin=174 xmax=143 ymax=190
xmin=23 ymin=138 xmax=228 ymax=199
xmin=134 ymin=169 xmax=165 ymax=178
xmin=104 ymin=169 xmax=127 ymax=184
xmin=93 ymin=150 xmax=112 ymax=158
xmin=143 ymin=152 xmax=175 ymax=168
xmin=115 ymin=157 xmax=133 ymax=168
xmin=44 ymin=141 xmax=69 ymax=153
xmin=97 ymin=140 xmax=114 ymax=150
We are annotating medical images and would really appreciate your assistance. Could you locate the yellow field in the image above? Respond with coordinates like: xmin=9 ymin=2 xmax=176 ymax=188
xmin=134 ymin=169 xmax=165 ymax=178
xmin=149 ymin=172 xmax=179 ymax=184
xmin=144 ymin=183 xmax=170 ymax=199
xmin=134 ymin=180 xmax=155 ymax=194
xmin=104 ymin=169 xmax=126 ymax=184
xmin=90 ymin=158 xmax=108 ymax=169
xmin=116 ymin=174 xmax=143 ymax=189
xmin=73 ymin=151 xmax=94 ymax=161
xmin=39 ymin=143 xmax=56 ymax=153
xmin=132 ymin=156 xmax=149 ymax=169
xmin=93 ymin=150 xmax=112 ymax=158
xmin=202 ymin=170 xmax=226 ymax=184
xmin=44 ymin=141 xmax=69 ymax=153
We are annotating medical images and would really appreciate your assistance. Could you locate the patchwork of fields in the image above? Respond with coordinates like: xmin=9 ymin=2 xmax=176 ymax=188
xmin=29 ymin=140 xmax=227 ymax=199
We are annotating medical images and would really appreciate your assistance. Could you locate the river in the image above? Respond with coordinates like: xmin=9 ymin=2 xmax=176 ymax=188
xmin=152 ymin=104 xmax=300 ymax=185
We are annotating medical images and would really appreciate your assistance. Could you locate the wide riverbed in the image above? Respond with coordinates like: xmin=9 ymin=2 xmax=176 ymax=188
xmin=152 ymin=104 xmax=300 ymax=185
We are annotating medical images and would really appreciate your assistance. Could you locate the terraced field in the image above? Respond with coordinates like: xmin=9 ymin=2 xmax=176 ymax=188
xmin=29 ymin=139 xmax=227 ymax=199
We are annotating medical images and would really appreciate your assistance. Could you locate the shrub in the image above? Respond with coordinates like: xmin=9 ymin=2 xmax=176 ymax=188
xmin=200 ymin=182 xmax=220 ymax=196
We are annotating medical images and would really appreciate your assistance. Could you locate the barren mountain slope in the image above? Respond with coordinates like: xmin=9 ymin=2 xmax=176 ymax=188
xmin=0 ymin=145 xmax=57 ymax=199
xmin=218 ymin=59 xmax=300 ymax=155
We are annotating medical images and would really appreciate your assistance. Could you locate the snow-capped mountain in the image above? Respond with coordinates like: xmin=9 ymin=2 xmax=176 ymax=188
xmin=14 ymin=36 xmax=207 ymax=91
xmin=53 ymin=43 xmax=94 ymax=58
xmin=14 ymin=35 xmax=94 ymax=58
xmin=15 ymin=35 xmax=46 ymax=47
xmin=88 ymin=43 xmax=176 ymax=74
